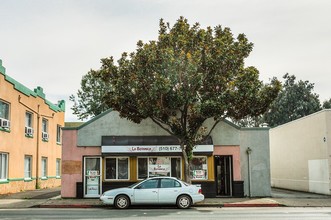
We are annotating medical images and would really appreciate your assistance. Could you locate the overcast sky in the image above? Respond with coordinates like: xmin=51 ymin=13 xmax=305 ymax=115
xmin=1 ymin=0 xmax=330 ymax=121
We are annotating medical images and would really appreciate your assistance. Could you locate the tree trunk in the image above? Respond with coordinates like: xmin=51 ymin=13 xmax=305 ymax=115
xmin=181 ymin=144 xmax=192 ymax=184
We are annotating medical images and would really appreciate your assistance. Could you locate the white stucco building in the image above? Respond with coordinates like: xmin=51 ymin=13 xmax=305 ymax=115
xmin=270 ymin=109 xmax=331 ymax=195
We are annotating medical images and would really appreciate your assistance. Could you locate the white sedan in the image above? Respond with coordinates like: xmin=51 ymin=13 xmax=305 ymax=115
xmin=100 ymin=176 xmax=204 ymax=209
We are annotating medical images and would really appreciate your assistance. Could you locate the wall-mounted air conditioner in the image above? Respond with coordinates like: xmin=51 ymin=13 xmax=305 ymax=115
xmin=25 ymin=126 xmax=34 ymax=136
xmin=42 ymin=131 xmax=49 ymax=140
xmin=0 ymin=118 xmax=10 ymax=128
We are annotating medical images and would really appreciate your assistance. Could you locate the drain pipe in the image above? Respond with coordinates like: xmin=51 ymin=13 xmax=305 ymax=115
xmin=246 ymin=147 xmax=252 ymax=197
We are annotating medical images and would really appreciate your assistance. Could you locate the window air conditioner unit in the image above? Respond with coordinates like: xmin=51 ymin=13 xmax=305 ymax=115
xmin=25 ymin=127 xmax=34 ymax=136
xmin=42 ymin=131 xmax=49 ymax=140
xmin=0 ymin=118 xmax=10 ymax=128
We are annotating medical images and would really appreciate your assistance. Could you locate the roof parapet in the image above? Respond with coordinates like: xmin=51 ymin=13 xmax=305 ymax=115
xmin=0 ymin=59 xmax=6 ymax=74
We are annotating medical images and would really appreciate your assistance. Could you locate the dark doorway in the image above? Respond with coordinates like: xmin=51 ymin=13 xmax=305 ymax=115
xmin=215 ymin=155 xmax=233 ymax=196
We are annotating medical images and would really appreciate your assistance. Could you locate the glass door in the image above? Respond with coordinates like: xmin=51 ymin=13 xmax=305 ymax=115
xmin=84 ymin=157 xmax=102 ymax=198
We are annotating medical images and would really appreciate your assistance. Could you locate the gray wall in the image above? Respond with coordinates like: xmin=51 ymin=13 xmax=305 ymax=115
xmin=240 ymin=128 xmax=271 ymax=197
xmin=77 ymin=111 xmax=168 ymax=146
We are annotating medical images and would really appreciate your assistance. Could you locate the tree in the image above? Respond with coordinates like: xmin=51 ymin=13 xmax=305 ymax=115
xmin=264 ymin=73 xmax=321 ymax=127
xmin=92 ymin=17 xmax=281 ymax=182
xmin=322 ymin=98 xmax=331 ymax=109
xmin=232 ymin=115 xmax=265 ymax=127
xmin=70 ymin=69 xmax=111 ymax=121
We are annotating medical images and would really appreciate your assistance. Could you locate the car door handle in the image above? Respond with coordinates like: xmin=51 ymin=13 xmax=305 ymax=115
xmin=152 ymin=191 xmax=158 ymax=193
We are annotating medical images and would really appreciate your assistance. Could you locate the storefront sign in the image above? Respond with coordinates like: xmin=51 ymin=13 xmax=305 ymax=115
xmin=192 ymin=170 xmax=205 ymax=179
xmin=149 ymin=164 xmax=171 ymax=173
xmin=102 ymin=145 xmax=213 ymax=154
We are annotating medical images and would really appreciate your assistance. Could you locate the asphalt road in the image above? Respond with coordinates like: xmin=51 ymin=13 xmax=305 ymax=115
xmin=1 ymin=207 xmax=331 ymax=219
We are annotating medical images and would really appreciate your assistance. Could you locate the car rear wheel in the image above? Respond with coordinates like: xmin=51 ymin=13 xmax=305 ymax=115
xmin=114 ymin=195 xmax=130 ymax=209
xmin=177 ymin=195 xmax=191 ymax=209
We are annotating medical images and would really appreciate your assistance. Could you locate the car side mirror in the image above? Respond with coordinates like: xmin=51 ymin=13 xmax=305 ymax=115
xmin=135 ymin=185 xmax=142 ymax=189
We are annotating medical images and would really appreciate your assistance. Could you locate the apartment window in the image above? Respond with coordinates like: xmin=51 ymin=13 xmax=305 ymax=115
xmin=137 ymin=157 xmax=181 ymax=179
xmin=56 ymin=159 xmax=61 ymax=177
xmin=0 ymin=153 xmax=8 ymax=181
xmin=0 ymin=100 xmax=10 ymax=119
xmin=24 ymin=156 xmax=32 ymax=179
xmin=42 ymin=118 xmax=49 ymax=141
xmin=41 ymin=157 xmax=47 ymax=178
xmin=56 ymin=125 xmax=61 ymax=143
xmin=25 ymin=112 xmax=34 ymax=136
xmin=0 ymin=100 xmax=10 ymax=129
xmin=190 ymin=156 xmax=208 ymax=180
xmin=104 ymin=157 xmax=129 ymax=180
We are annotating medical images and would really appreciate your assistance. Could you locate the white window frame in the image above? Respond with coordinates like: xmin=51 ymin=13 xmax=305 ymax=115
xmin=0 ymin=100 xmax=10 ymax=120
xmin=25 ymin=111 xmax=34 ymax=136
xmin=0 ymin=152 xmax=8 ymax=181
xmin=137 ymin=156 xmax=182 ymax=180
xmin=42 ymin=118 xmax=49 ymax=141
xmin=190 ymin=156 xmax=208 ymax=180
xmin=41 ymin=157 xmax=48 ymax=179
xmin=104 ymin=157 xmax=130 ymax=181
xmin=42 ymin=118 xmax=48 ymax=133
xmin=56 ymin=158 xmax=61 ymax=177
xmin=25 ymin=111 xmax=33 ymax=127
xmin=56 ymin=124 xmax=61 ymax=144
xmin=84 ymin=156 xmax=102 ymax=198
xmin=24 ymin=155 xmax=32 ymax=180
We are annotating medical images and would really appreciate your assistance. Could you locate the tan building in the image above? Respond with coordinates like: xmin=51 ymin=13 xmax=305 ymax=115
xmin=270 ymin=109 xmax=331 ymax=195
xmin=0 ymin=59 xmax=65 ymax=194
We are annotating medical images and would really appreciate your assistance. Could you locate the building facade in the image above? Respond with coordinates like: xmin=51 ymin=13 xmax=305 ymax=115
xmin=270 ymin=110 xmax=331 ymax=195
xmin=62 ymin=110 xmax=271 ymax=198
xmin=0 ymin=60 xmax=65 ymax=194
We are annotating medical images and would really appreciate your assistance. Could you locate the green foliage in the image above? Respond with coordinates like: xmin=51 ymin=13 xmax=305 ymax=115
xmin=264 ymin=73 xmax=321 ymax=127
xmin=101 ymin=17 xmax=279 ymax=137
xmin=81 ymin=17 xmax=281 ymax=182
xmin=70 ymin=69 xmax=111 ymax=121
xmin=322 ymin=98 xmax=331 ymax=109
xmin=232 ymin=115 xmax=265 ymax=127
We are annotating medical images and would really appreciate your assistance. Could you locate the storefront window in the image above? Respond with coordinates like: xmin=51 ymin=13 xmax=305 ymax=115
xmin=137 ymin=157 xmax=181 ymax=179
xmin=149 ymin=157 xmax=171 ymax=177
xmin=105 ymin=157 xmax=129 ymax=180
xmin=190 ymin=156 xmax=208 ymax=180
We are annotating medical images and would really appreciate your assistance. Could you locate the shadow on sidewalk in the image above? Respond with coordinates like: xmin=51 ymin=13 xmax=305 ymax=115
xmin=0 ymin=187 xmax=61 ymax=199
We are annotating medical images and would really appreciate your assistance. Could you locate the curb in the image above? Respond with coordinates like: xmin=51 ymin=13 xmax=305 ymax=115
xmin=38 ymin=204 xmax=102 ymax=208
xmin=223 ymin=203 xmax=281 ymax=207
xmin=35 ymin=203 xmax=282 ymax=208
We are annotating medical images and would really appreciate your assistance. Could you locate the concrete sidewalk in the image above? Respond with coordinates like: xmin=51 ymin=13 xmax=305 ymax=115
xmin=1 ymin=187 xmax=331 ymax=209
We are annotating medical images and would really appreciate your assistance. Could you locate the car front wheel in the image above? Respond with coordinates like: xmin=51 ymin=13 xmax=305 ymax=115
xmin=177 ymin=195 xmax=191 ymax=209
xmin=114 ymin=195 xmax=130 ymax=209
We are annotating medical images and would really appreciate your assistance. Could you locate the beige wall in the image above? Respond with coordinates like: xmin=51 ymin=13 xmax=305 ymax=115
xmin=0 ymin=72 xmax=64 ymax=194
xmin=270 ymin=110 xmax=331 ymax=195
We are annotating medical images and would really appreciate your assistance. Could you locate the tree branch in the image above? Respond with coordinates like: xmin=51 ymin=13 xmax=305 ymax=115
xmin=150 ymin=117 xmax=175 ymax=136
